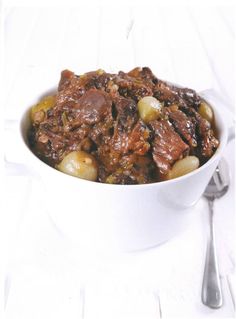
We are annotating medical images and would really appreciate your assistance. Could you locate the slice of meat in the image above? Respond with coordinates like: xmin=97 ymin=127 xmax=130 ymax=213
xmin=127 ymin=67 xmax=158 ymax=86
xmin=58 ymin=69 xmax=75 ymax=91
xmin=167 ymin=109 xmax=197 ymax=147
xmin=197 ymin=117 xmax=219 ymax=158
xmin=95 ymin=100 xmax=150 ymax=177
xmin=89 ymin=120 xmax=113 ymax=146
xmin=103 ymin=154 xmax=156 ymax=184
xmin=154 ymin=81 xmax=181 ymax=106
xmin=32 ymin=88 xmax=113 ymax=166
xmin=200 ymin=132 xmax=219 ymax=159
xmin=74 ymin=88 xmax=112 ymax=125
xmin=109 ymin=96 xmax=138 ymax=154
xmin=110 ymin=97 xmax=150 ymax=155
xmin=178 ymin=87 xmax=201 ymax=109
xmin=57 ymin=70 xmax=85 ymax=108
xmin=115 ymin=71 xmax=153 ymax=101
xmin=128 ymin=120 xmax=150 ymax=155
xmin=114 ymin=95 xmax=138 ymax=129
xmin=94 ymin=72 xmax=115 ymax=91
xmin=57 ymin=70 xmax=113 ymax=111
xmin=150 ymin=120 xmax=189 ymax=175
xmin=60 ymin=88 xmax=113 ymax=131
xmin=90 ymin=97 xmax=136 ymax=174
xmin=154 ymin=80 xmax=201 ymax=109
xmin=180 ymin=105 xmax=219 ymax=160
xmin=31 ymin=125 xmax=69 ymax=166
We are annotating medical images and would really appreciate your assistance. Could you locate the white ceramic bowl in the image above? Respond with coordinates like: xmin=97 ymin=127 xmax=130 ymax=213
xmin=19 ymin=90 xmax=229 ymax=253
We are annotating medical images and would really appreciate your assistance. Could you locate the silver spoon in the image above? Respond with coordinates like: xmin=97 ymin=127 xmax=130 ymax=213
xmin=202 ymin=158 xmax=230 ymax=309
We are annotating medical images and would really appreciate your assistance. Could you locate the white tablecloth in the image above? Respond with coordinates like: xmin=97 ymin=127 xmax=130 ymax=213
xmin=2 ymin=1 xmax=235 ymax=318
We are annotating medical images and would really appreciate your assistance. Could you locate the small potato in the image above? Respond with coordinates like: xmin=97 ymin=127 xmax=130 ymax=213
xmin=31 ymin=95 xmax=56 ymax=123
xmin=138 ymin=96 xmax=163 ymax=123
xmin=168 ymin=156 xmax=200 ymax=180
xmin=57 ymin=151 xmax=98 ymax=181
xmin=199 ymin=101 xmax=214 ymax=123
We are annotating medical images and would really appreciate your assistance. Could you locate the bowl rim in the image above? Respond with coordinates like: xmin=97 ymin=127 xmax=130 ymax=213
xmin=20 ymin=91 xmax=228 ymax=189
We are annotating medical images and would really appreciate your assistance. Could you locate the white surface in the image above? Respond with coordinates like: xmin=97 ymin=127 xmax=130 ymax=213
xmin=2 ymin=2 xmax=236 ymax=318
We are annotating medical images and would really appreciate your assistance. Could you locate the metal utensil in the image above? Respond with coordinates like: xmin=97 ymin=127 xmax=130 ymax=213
xmin=202 ymin=158 xmax=230 ymax=308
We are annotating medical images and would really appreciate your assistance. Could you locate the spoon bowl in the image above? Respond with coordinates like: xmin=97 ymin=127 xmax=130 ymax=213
xmin=204 ymin=160 xmax=230 ymax=200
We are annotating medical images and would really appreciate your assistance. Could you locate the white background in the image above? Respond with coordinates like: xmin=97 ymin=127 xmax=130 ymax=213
xmin=2 ymin=0 xmax=236 ymax=318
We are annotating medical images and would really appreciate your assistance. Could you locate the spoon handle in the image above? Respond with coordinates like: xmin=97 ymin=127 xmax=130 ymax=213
xmin=202 ymin=199 xmax=223 ymax=308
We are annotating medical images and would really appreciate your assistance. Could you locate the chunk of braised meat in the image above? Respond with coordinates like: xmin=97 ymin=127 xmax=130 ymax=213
xmin=113 ymin=95 xmax=138 ymax=129
xmin=199 ymin=124 xmax=219 ymax=159
xmin=150 ymin=120 xmax=189 ymax=176
xmin=179 ymin=105 xmax=219 ymax=161
xmin=31 ymin=88 xmax=113 ymax=166
xmin=57 ymin=70 xmax=85 ymax=106
xmin=99 ymin=154 xmax=157 ymax=184
xmin=196 ymin=113 xmax=219 ymax=160
xmin=93 ymin=72 xmax=116 ymax=91
xmin=29 ymin=122 xmax=67 ymax=166
xmin=88 ymin=118 xmax=114 ymax=151
xmin=66 ymin=88 xmax=112 ymax=126
xmin=127 ymin=67 xmax=158 ymax=86
xmin=108 ymin=97 xmax=138 ymax=154
xmin=60 ymin=88 xmax=113 ymax=148
xmin=154 ymin=81 xmax=180 ymax=106
xmin=154 ymin=80 xmax=201 ymax=109
xmin=128 ymin=120 xmax=150 ymax=155
xmin=92 ymin=96 xmax=138 ymax=175
xmin=95 ymin=97 xmax=150 ymax=179
xmin=178 ymin=87 xmax=201 ymax=109
xmin=30 ymin=118 xmax=94 ymax=166
xmin=58 ymin=69 xmax=75 ymax=91
xmin=95 ymin=144 xmax=121 ymax=175
xmin=110 ymin=97 xmax=150 ymax=156
xmin=57 ymin=70 xmax=115 ymax=109
xmin=104 ymin=119 xmax=150 ymax=159
xmin=115 ymin=71 xmax=153 ymax=102
xmin=166 ymin=108 xmax=198 ymax=147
